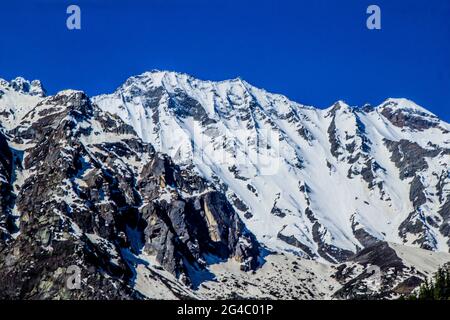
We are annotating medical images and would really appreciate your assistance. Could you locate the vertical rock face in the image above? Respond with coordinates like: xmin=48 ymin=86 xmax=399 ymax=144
xmin=138 ymin=155 xmax=259 ymax=286
xmin=0 ymin=131 xmax=13 ymax=248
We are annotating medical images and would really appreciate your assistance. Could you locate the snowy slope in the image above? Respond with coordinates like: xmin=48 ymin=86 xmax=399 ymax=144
xmin=94 ymin=70 xmax=450 ymax=262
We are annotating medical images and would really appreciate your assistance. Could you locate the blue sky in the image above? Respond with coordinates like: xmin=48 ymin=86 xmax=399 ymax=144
xmin=0 ymin=0 xmax=449 ymax=121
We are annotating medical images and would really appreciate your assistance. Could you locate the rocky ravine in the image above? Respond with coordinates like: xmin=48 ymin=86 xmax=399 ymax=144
xmin=0 ymin=73 xmax=449 ymax=299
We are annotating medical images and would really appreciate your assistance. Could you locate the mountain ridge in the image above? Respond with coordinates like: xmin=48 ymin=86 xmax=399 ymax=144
xmin=3 ymin=71 xmax=444 ymax=120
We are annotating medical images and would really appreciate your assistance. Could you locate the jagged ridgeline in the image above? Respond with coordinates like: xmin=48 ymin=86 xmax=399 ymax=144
xmin=0 ymin=71 xmax=449 ymax=299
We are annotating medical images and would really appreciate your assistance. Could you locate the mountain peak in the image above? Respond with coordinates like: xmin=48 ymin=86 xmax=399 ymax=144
xmin=118 ymin=70 xmax=254 ymax=93
xmin=45 ymin=89 xmax=90 ymax=108
xmin=325 ymin=100 xmax=353 ymax=116
xmin=53 ymin=89 xmax=86 ymax=98
xmin=0 ymin=76 xmax=46 ymax=97
xmin=379 ymin=98 xmax=436 ymax=117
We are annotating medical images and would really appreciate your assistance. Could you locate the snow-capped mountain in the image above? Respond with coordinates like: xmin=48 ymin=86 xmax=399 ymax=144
xmin=0 ymin=71 xmax=449 ymax=299
xmin=94 ymin=70 xmax=450 ymax=262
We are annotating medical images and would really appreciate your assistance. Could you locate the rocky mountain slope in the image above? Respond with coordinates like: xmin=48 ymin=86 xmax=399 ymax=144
xmin=0 ymin=72 xmax=449 ymax=299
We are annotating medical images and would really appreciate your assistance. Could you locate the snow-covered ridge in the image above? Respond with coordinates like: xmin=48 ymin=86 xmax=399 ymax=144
xmin=0 ymin=76 xmax=46 ymax=98
xmin=92 ymin=70 xmax=450 ymax=263
xmin=380 ymin=98 xmax=438 ymax=117
xmin=0 ymin=77 xmax=46 ymax=131
xmin=95 ymin=70 xmax=445 ymax=120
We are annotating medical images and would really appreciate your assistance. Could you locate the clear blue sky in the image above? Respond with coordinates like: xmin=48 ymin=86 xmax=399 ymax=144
xmin=1 ymin=0 xmax=449 ymax=121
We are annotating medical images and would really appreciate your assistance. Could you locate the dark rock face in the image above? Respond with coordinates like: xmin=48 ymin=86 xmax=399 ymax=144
xmin=0 ymin=93 xmax=140 ymax=299
xmin=393 ymin=276 xmax=423 ymax=295
xmin=396 ymin=176 xmax=430 ymax=247
xmin=0 ymin=234 xmax=139 ymax=299
xmin=351 ymin=216 xmax=380 ymax=249
xmin=0 ymin=90 xmax=260 ymax=298
xmin=351 ymin=242 xmax=404 ymax=269
xmin=277 ymin=229 xmax=316 ymax=259
xmin=381 ymin=107 xmax=438 ymax=131
xmin=439 ymin=199 xmax=450 ymax=245
xmin=303 ymin=206 xmax=354 ymax=263
xmin=409 ymin=176 xmax=427 ymax=210
xmin=384 ymin=138 xmax=449 ymax=249
xmin=312 ymin=221 xmax=354 ymax=263
xmin=0 ymin=131 xmax=13 ymax=248
xmin=327 ymin=115 xmax=342 ymax=159
xmin=138 ymin=156 xmax=260 ymax=285
xmin=333 ymin=242 xmax=410 ymax=299
xmin=169 ymin=91 xmax=215 ymax=125
xmin=327 ymin=106 xmax=386 ymax=197
xmin=384 ymin=139 xmax=440 ymax=180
